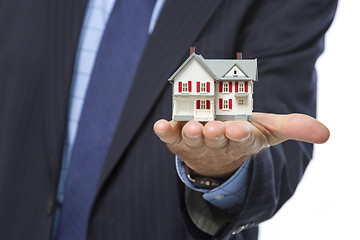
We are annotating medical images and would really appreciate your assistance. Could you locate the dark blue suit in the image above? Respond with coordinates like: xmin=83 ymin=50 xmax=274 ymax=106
xmin=0 ymin=0 xmax=337 ymax=239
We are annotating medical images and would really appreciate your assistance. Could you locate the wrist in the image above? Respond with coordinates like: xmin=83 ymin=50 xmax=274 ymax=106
xmin=185 ymin=165 xmax=232 ymax=189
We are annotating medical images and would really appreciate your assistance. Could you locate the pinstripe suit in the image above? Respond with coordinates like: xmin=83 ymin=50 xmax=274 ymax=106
xmin=0 ymin=0 xmax=337 ymax=239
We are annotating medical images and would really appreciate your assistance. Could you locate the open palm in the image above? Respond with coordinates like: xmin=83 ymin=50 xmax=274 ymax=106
xmin=153 ymin=113 xmax=330 ymax=177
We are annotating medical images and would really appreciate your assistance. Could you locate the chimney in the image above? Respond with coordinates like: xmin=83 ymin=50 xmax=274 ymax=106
xmin=190 ymin=46 xmax=195 ymax=56
xmin=236 ymin=52 xmax=242 ymax=59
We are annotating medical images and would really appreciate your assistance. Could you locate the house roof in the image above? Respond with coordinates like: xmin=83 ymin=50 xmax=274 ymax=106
xmin=168 ymin=53 xmax=258 ymax=82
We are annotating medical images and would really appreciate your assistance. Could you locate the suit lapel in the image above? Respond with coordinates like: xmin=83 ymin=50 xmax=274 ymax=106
xmin=97 ymin=0 xmax=225 ymax=193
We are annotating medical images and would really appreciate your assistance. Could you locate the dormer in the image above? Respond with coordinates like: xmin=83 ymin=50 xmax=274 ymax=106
xmin=224 ymin=65 xmax=246 ymax=78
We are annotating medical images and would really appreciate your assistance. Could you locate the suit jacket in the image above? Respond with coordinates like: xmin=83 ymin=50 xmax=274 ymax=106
xmin=0 ymin=0 xmax=337 ymax=239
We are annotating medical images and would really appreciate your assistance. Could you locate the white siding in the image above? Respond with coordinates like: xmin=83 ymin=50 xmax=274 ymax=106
xmin=173 ymin=97 xmax=194 ymax=115
xmin=216 ymin=80 xmax=253 ymax=116
xmin=173 ymin=58 xmax=215 ymax=95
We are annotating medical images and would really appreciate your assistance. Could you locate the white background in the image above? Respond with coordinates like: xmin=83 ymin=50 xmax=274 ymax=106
xmin=259 ymin=1 xmax=360 ymax=239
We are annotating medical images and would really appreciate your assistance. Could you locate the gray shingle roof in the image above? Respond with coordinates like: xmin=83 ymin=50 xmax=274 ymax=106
xmin=168 ymin=53 xmax=258 ymax=82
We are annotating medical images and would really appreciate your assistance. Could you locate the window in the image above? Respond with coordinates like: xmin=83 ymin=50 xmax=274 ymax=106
xmin=239 ymin=82 xmax=244 ymax=92
xmin=182 ymin=82 xmax=188 ymax=92
xmin=196 ymin=100 xmax=210 ymax=110
xmin=200 ymin=100 xmax=206 ymax=109
xmin=197 ymin=81 xmax=210 ymax=93
xmin=223 ymin=82 xmax=229 ymax=92
xmin=234 ymin=70 xmax=237 ymax=75
xmin=200 ymin=82 xmax=206 ymax=92
xmin=238 ymin=98 xmax=245 ymax=105
xmin=220 ymin=82 xmax=232 ymax=93
xmin=179 ymin=81 xmax=192 ymax=93
xmin=223 ymin=99 xmax=229 ymax=109
xmin=219 ymin=99 xmax=232 ymax=110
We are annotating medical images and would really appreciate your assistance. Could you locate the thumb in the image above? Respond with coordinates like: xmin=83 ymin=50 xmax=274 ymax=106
xmin=251 ymin=113 xmax=330 ymax=146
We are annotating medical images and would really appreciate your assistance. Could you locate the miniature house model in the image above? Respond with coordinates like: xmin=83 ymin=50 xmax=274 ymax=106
xmin=169 ymin=48 xmax=258 ymax=121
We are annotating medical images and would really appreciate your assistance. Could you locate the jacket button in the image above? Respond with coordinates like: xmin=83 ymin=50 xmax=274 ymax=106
xmin=47 ymin=198 xmax=54 ymax=216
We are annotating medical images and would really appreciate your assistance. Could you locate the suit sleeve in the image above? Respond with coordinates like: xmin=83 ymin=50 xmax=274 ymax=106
xmin=182 ymin=0 xmax=338 ymax=238
xmin=220 ymin=0 xmax=338 ymax=237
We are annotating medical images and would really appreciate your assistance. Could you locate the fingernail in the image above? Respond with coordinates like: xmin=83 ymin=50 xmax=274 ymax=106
xmin=228 ymin=132 xmax=251 ymax=142
xmin=239 ymin=133 xmax=252 ymax=142
xmin=208 ymin=135 xmax=225 ymax=141
xmin=184 ymin=133 xmax=200 ymax=140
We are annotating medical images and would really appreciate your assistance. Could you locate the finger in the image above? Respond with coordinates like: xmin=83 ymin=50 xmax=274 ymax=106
xmin=224 ymin=121 xmax=252 ymax=142
xmin=203 ymin=121 xmax=228 ymax=149
xmin=181 ymin=120 xmax=204 ymax=147
xmin=224 ymin=121 xmax=269 ymax=157
xmin=251 ymin=113 xmax=330 ymax=145
xmin=153 ymin=119 xmax=183 ymax=145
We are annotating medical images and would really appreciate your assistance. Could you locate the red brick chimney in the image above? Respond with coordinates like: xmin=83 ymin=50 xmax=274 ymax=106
xmin=236 ymin=52 xmax=242 ymax=59
xmin=190 ymin=46 xmax=195 ymax=56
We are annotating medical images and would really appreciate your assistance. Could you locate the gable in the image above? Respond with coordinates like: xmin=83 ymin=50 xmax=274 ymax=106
xmin=203 ymin=59 xmax=257 ymax=81
xmin=224 ymin=65 xmax=246 ymax=78
xmin=172 ymin=56 xmax=215 ymax=83
xmin=169 ymin=53 xmax=217 ymax=81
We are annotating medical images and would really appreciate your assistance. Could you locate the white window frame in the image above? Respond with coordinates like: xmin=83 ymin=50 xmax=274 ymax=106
xmin=223 ymin=99 xmax=229 ymax=110
xmin=200 ymin=100 xmax=206 ymax=109
xmin=238 ymin=82 xmax=245 ymax=93
xmin=182 ymin=82 xmax=188 ymax=92
xmin=200 ymin=82 xmax=206 ymax=93
xmin=223 ymin=82 xmax=229 ymax=93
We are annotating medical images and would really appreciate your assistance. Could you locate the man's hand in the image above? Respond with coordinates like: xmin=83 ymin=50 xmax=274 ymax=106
xmin=153 ymin=113 xmax=330 ymax=177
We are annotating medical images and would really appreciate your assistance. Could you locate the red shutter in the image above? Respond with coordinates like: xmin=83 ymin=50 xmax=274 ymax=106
xmin=219 ymin=82 xmax=223 ymax=92
xmin=197 ymin=82 xmax=200 ymax=92
xmin=235 ymin=82 xmax=238 ymax=93
xmin=206 ymin=82 xmax=210 ymax=92
xmin=206 ymin=100 xmax=210 ymax=109
xmin=229 ymin=82 xmax=232 ymax=92
xmin=196 ymin=100 xmax=200 ymax=109
xmin=219 ymin=98 xmax=223 ymax=109
xmin=245 ymin=81 xmax=248 ymax=92
xmin=178 ymin=82 xmax=182 ymax=93
xmin=188 ymin=81 xmax=192 ymax=92
xmin=229 ymin=99 xmax=232 ymax=109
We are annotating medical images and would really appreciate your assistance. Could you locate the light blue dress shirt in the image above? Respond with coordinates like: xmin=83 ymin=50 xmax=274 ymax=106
xmin=176 ymin=157 xmax=250 ymax=211
xmin=54 ymin=0 xmax=249 ymax=228
xmin=55 ymin=0 xmax=167 ymax=211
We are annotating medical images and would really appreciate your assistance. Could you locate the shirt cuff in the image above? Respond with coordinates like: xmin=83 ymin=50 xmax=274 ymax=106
xmin=175 ymin=156 xmax=250 ymax=212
